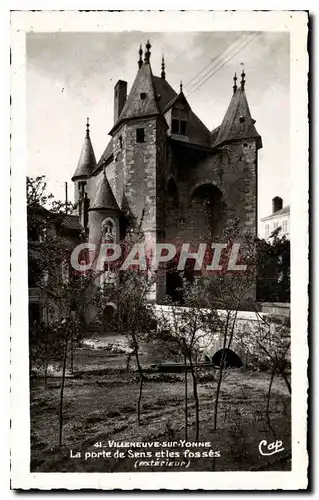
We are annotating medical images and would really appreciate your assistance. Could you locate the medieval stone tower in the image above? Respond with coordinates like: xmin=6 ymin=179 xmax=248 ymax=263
xmin=72 ymin=41 xmax=262 ymax=302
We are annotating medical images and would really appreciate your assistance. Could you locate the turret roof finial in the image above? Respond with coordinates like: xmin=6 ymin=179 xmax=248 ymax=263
xmin=86 ymin=117 xmax=90 ymax=136
xmin=161 ymin=54 xmax=166 ymax=79
xmin=144 ymin=40 xmax=151 ymax=63
xmin=180 ymin=80 xmax=183 ymax=93
xmin=233 ymin=72 xmax=238 ymax=94
xmin=138 ymin=44 xmax=143 ymax=69
xmin=240 ymin=63 xmax=246 ymax=90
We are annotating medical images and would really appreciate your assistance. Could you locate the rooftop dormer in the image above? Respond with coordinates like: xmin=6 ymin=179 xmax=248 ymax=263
xmin=164 ymin=83 xmax=191 ymax=141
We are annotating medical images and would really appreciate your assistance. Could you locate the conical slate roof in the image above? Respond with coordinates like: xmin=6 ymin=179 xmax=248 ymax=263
xmin=213 ymin=86 xmax=262 ymax=149
xmin=152 ymin=76 xmax=176 ymax=111
xmin=89 ymin=171 xmax=120 ymax=211
xmin=110 ymin=60 xmax=160 ymax=134
xmin=72 ymin=125 xmax=97 ymax=181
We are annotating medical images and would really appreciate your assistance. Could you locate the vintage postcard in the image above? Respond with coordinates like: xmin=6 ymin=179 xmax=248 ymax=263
xmin=10 ymin=10 xmax=308 ymax=490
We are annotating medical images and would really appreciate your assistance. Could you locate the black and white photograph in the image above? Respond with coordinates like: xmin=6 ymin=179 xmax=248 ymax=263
xmin=10 ymin=9 xmax=308 ymax=490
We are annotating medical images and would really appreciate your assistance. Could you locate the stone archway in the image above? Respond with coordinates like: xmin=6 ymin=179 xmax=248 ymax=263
xmin=211 ymin=348 xmax=243 ymax=368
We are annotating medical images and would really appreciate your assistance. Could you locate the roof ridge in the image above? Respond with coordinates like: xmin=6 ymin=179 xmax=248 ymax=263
xmin=260 ymin=205 xmax=290 ymax=221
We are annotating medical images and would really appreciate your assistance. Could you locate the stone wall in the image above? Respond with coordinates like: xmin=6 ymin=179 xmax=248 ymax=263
xmin=81 ymin=121 xmax=258 ymax=303
xmin=164 ymin=139 xmax=257 ymax=247
xmin=154 ymin=305 xmax=290 ymax=368
xmin=258 ymin=302 xmax=290 ymax=317
xmin=117 ymin=119 xmax=158 ymax=234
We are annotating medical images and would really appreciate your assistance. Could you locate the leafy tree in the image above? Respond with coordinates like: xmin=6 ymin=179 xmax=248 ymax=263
xmin=113 ymin=270 xmax=157 ymax=425
xmin=257 ymin=231 xmax=290 ymax=303
xmin=27 ymin=175 xmax=54 ymax=207
xmin=197 ymin=228 xmax=258 ymax=431
xmin=27 ymin=175 xmax=97 ymax=444
xmin=254 ymin=312 xmax=291 ymax=405
xmin=27 ymin=175 xmax=76 ymax=290
xmin=36 ymin=267 xmax=102 ymax=445
xmin=156 ymin=283 xmax=219 ymax=440
xmin=29 ymin=319 xmax=65 ymax=389
xmin=27 ymin=175 xmax=74 ymax=214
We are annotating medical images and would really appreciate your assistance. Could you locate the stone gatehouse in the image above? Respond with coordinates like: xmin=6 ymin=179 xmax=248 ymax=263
xmin=71 ymin=41 xmax=262 ymax=302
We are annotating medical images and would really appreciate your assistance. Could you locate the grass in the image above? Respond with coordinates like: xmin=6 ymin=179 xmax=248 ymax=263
xmin=30 ymin=345 xmax=291 ymax=473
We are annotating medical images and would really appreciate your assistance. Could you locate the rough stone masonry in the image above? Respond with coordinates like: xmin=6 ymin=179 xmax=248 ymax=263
xmin=71 ymin=41 xmax=262 ymax=306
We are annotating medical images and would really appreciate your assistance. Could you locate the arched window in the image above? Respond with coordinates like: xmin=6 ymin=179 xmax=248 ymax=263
xmin=101 ymin=217 xmax=116 ymax=243
xmin=105 ymin=220 xmax=113 ymax=235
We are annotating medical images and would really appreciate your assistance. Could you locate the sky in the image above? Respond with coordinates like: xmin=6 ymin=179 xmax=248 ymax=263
xmin=26 ymin=31 xmax=290 ymax=225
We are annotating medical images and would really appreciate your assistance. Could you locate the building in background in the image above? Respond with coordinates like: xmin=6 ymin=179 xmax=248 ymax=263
xmin=260 ymin=196 xmax=290 ymax=240
xmin=28 ymin=204 xmax=82 ymax=325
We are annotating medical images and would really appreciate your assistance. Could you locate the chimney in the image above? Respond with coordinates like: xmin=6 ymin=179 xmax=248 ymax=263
xmin=272 ymin=196 xmax=283 ymax=214
xmin=114 ymin=80 xmax=127 ymax=123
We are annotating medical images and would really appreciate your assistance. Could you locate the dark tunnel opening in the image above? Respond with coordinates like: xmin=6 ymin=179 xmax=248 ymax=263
xmin=210 ymin=348 xmax=243 ymax=368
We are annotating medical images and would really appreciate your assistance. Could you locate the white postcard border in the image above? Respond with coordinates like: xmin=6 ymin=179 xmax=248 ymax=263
xmin=10 ymin=9 xmax=308 ymax=490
